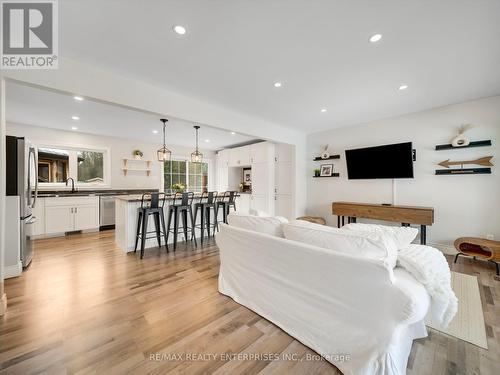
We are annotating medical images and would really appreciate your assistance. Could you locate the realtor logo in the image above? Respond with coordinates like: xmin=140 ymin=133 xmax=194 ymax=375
xmin=1 ymin=0 xmax=58 ymax=69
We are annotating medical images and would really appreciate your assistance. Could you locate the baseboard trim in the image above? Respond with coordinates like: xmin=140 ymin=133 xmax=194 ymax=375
xmin=0 ymin=292 xmax=6 ymax=316
xmin=428 ymin=242 xmax=457 ymax=255
xmin=3 ymin=262 xmax=22 ymax=279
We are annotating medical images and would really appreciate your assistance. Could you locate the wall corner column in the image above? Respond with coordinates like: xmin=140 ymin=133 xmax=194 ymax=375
xmin=0 ymin=76 xmax=7 ymax=315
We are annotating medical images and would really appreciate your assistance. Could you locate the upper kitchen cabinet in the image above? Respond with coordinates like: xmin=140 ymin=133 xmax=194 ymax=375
xmin=275 ymin=143 xmax=294 ymax=163
xmin=228 ymin=145 xmax=251 ymax=167
xmin=218 ymin=149 xmax=230 ymax=166
xmin=250 ymin=142 xmax=274 ymax=164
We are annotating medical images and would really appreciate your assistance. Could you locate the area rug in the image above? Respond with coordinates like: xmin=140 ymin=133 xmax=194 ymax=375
xmin=426 ymin=271 xmax=488 ymax=349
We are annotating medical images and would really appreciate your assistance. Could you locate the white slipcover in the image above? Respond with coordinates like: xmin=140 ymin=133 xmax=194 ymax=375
xmin=216 ymin=224 xmax=430 ymax=375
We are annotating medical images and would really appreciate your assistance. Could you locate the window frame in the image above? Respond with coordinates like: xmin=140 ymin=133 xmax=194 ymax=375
xmin=36 ymin=142 xmax=111 ymax=189
xmin=161 ymin=156 xmax=213 ymax=193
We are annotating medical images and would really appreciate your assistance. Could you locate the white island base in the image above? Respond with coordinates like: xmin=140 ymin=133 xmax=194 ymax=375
xmin=115 ymin=195 xmax=226 ymax=252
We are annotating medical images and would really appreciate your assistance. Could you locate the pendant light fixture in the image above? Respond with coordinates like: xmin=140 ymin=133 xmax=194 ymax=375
xmin=191 ymin=125 xmax=203 ymax=163
xmin=157 ymin=118 xmax=172 ymax=161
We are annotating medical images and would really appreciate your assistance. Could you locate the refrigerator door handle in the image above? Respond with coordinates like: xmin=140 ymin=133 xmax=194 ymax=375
xmin=26 ymin=216 xmax=37 ymax=224
xmin=33 ymin=148 xmax=38 ymax=208
xmin=29 ymin=147 xmax=38 ymax=208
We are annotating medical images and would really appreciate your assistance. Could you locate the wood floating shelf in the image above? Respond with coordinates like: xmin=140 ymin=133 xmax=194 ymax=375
xmin=313 ymin=173 xmax=340 ymax=178
xmin=435 ymin=168 xmax=491 ymax=175
xmin=122 ymin=168 xmax=152 ymax=176
xmin=313 ymin=155 xmax=340 ymax=161
xmin=435 ymin=140 xmax=491 ymax=150
xmin=122 ymin=158 xmax=153 ymax=176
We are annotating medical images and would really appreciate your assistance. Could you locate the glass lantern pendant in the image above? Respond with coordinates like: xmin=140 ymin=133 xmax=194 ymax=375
xmin=157 ymin=118 xmax=172 ymax=162
xmin=191 ymin=125 xmax=203 ymax=163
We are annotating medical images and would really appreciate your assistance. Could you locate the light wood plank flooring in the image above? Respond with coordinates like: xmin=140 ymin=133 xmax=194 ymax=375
xmin=0 ymin=230 xmax=498 ymax=374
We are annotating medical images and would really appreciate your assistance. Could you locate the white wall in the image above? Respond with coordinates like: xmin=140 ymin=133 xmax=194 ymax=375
xmin=7 ymin=123 xmax=216 ymax=191
xmin=307 ymin=96 xmax=500 ymax=252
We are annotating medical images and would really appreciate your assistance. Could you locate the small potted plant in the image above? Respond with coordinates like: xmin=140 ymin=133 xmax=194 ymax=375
xmin=314 ymin=168 xmax=321 ymax=177
xmin=132 ymin=149 xmax=143 ymax=160
xmin=171 ymin=183 xmax=185 ymax=193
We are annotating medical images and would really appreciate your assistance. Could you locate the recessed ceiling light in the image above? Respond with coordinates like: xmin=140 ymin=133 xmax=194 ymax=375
xmin=71 ymin=116 xmax=80 ymax=120
xmin=369 ymin=34 xmax=382 ymax=43
xmin=320 ymin=108 xmax=327 ymax=113
xmin=398 ymin=85 xmax=408 ymax=90
xmin=173 ymin=25 xmax=186 ymax=35
xmin=273 ymin=82 xmax=282 ymax=88
xmin=73 ymin=96 xmax=84 ymax=101
xmin=152 ymin=130 xmax=158 ymax=134
xmin=230 ymin=131 xmax=236 ymax=135
xmin=204 ymin=139 xmax=211 ymax=143
xmin=71 ymin=126 xmax=78 ymax=130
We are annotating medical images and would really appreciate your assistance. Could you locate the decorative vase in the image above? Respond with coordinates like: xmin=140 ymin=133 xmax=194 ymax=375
xmin=133 ymin=154 xmax=142 ymax=160
xmin=451 ymin=134 xmax=470 ymax=147
xmin=314 ymin=170 xmax=320 ymax=177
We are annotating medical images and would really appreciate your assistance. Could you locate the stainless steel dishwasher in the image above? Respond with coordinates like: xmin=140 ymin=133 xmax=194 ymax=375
xmin=99 ymin=195 xmax=117 ymax=228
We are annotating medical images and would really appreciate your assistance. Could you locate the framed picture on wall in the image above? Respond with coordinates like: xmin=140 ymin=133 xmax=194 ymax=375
xmin=320 ymin=164 xmax=333 ymax=176
xmin=243 ymin=167 xmax=252 ymax=185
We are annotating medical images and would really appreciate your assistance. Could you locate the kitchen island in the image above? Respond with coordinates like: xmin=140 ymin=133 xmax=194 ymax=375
xmin=115 ymin=193 xmax=241 ymax=252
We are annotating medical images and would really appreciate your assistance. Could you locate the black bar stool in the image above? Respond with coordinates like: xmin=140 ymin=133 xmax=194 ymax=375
xmin=134 ymin=192 xmax=168 ymax=259
xmin=166 ymin=192 xmax=197 ymax=251
xmin=192 ymin=191 xmax=218 ymax=243
xmin=216 ymin=191 xmax=237 ymax=224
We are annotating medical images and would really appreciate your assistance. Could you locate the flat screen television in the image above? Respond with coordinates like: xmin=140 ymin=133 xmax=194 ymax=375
xmin=345 ymin=142 xmax=414 ymax=179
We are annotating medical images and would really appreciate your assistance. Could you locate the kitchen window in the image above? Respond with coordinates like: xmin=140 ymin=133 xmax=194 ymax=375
xmin=163 ymin=159 xmax=209 ymax=193
xmin=37 ymin=145 xmax=109 ymax=187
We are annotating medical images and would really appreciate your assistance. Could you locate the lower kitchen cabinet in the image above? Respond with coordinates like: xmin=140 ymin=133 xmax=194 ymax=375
xmin=236 ymin=194 xmax=251 ymax=213
xmin=73 ymin=205 xmax=99 ymax=230
xmin=44 ymin=196 xmax=99 ymax=235
xmin=45 ymin=206 xmax=74 ymax=233
xmin=250 ymin=194 xmax=269 ymax=213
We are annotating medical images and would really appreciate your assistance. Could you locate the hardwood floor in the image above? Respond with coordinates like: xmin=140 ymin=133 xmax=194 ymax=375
xmin=0 ymin=230 xmax=498 ymax=374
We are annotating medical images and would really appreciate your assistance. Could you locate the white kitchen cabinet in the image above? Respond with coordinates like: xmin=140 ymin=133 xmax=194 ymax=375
xmin=275 ymin=195 xmax=293 ymax=220
xmin=74 ymin=205 xmax=99 ymax=230
xmin=274 ymin=143 xmax=295 ymax=219
xmin=275 ymin=143 xmax=294 ymax=163
xmin=31 ymin=197 xmax=45 ymax=236
xmin=229 ymin=145 xmax=251 ymax=167
xmin=236 ymin=193 xmax=251 ymax=213
xmin=250 ymin=163 xmax=269 ymax=195
xmin=250 ymin=142 xmax=273 ymax=164
xmin=44 ymin=196 xmax=99 ymax=234
xmin=216 ymin=150 xmax=229 ymax=191
xmin=250 ymin=194 xmax=269 ymax=213
xmin=45 ymin=206 xmax=74 ymax=233
xmin=275 ymin=162 xmax=293 ymax=195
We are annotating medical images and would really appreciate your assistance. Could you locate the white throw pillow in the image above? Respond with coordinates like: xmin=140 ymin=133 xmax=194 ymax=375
xmin=342 ymin=223 xmax=418 ymax=249
xmin=227 ymin=212 xmax=288 ymax=238
xmin=249 ymin=208 xmax=270 ymax=217
xmin=283 ymin=220 xmax=398 ymax=269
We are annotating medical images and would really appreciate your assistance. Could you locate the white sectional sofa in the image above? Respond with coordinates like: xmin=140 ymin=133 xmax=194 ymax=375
xmin=216 ymin=215 xmax=431 ymax=375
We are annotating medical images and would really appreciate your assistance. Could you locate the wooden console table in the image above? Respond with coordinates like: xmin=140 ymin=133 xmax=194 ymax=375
xmin=332 ymin=202 xmax=434 ymax=245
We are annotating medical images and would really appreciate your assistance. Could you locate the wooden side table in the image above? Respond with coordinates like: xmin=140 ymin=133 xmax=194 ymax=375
xmin=454 ymin=237 xmax=500 ymax=275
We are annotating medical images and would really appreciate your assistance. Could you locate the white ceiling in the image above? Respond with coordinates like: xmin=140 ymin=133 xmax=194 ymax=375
xmin=5 ymin=81 xmax=256 ymax=150
xmin=57 ymin=0 xmax=500 ymax=133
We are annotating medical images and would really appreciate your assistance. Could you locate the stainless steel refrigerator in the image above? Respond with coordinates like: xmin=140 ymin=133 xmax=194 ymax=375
xmin=6 ymin=136 xmax=39 ymax=267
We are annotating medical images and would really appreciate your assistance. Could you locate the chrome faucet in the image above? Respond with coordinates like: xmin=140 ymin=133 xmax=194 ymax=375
xmin=66 ymin=177 xmax=76 ymax=193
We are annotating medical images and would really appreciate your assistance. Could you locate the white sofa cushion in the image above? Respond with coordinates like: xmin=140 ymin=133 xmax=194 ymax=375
xmin=342 ymin=223 xmax=418 ymax=249
xmin=227 ymin=212 xmax=288 ymax=238
xmin=283 ymin=220 xmax=398 ymax=269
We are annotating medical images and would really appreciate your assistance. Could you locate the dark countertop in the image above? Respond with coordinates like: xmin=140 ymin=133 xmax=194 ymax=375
xmin=117 ymin=192 xmax=242 ymax=203
xmin=37 ymin=189 xmax=158 ymax=198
